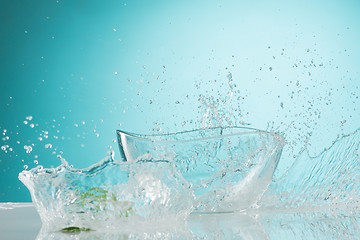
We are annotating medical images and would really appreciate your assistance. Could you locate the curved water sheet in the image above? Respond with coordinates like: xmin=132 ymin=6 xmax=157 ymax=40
xmin=255 ymin=128 xmax=360 ymax=238
xmin=117 ymin=127 xmax=285 ymax=213
xmin=18 ymin=153 xmax=193 ymax=232
xmin=262 ymin=128 xmax=360 ymax=212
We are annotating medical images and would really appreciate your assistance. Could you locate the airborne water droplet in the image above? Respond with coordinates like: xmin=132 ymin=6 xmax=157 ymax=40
xmin=24 ymin=145 xmax=33 ymax=154
xmin=45 ymin=143 xmax=52 ymax=149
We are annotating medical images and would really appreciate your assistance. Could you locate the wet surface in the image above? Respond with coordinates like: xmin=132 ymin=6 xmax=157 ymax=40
xmin=1 ymin=203 xmax=359 ymax=240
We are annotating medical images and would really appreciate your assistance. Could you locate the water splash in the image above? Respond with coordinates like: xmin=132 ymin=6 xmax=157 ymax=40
xmin=18 ymin=151 xmax=193 ymax=231
xmin=261 ymin=128 xmax=360 ymax=213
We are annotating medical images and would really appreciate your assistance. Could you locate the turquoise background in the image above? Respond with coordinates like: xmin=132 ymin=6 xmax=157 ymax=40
xmin=1 ymin=0 xmax=359 ymax=201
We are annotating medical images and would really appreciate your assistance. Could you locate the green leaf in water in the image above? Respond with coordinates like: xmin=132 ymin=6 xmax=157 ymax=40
xmin=60 ymin=226 xmax=93 ymax=234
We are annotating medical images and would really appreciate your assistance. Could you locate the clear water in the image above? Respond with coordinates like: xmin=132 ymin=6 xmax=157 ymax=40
xmin=13 ymin=126 xmax=360 ymax=239
xmin=10 ymin=70 xmax=359 ymax=238
xmin=18 ymin=156 xmax=193 ymax=232
xmin=1 ymin=2 xmax=359 ymax=239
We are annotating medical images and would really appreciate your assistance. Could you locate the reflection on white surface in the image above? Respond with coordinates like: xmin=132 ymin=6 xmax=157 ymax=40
xmin=1 ymin=203 xmax=360 ymax=240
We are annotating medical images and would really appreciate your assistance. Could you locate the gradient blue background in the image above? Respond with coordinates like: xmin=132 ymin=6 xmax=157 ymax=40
xmin=1 ymin=0 xmax=359 ymax=202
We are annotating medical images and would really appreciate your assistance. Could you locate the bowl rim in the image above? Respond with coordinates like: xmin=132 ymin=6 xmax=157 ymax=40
xmin=117 ymin=126 xmax=285 ymax=145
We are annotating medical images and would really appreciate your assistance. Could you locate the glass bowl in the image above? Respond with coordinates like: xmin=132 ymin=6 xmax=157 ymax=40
xmin=117 ymin=127 xmax=285 ymax=213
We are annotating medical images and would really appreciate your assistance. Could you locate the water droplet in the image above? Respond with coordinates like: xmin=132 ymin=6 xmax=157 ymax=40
xmin=45 ymin=143 xmax=52 ymax=149
xmin=24 ymin=145 xmax=33 ymax=153
xmin=24 ymin=165 xmax=28 ymax=170
xmin=82 ymin=121 xmax=85 ymax=125
xmin=269 ymin=67 xmax=273 ymax=71
xmin=38 ymin=137 xmax=43 ymax=141
xmin=34 ymin=160 xmax=38 ymax=164
xmin=23 ymin=121 xmax=28 ymax=125
xmin=175 ymin=100 xmax=180 ymax=104
xmin=95 ymin=133 xmax=100 ymax=137
xmin=74 ymin=123 xmax=78 ymax=127
xmin=114 ymin=72 xmax=118 ymax=75
xmin=112 ymin=139 xmax=116 ymax=143
xmin=30 ymin=123 xmax=35 ymax=128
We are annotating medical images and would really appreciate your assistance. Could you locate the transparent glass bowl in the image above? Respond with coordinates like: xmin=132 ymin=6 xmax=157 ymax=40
xmin=117 ymin=127 xmax=285 ymax=213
